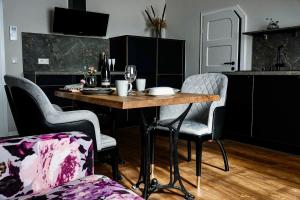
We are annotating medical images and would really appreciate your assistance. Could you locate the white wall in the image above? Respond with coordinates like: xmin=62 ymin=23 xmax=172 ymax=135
xmin=3 ymin=0 xmax=68 ymax=132
xmin=2 ymin=0 xmax=165 ymax=132
xmin=166 ymin=0 xmax=300 ymax=77
xmin=87 ymin=0 xmax=166 ymax=38
xmin=0 ymin=0 xmax=8 ymax=136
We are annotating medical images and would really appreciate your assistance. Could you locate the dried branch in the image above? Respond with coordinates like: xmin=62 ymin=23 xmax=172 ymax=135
xmin=151 ymin=5 xmax=155 ymax=17
xmin=145 ymin=9 xmax=154 ymax=26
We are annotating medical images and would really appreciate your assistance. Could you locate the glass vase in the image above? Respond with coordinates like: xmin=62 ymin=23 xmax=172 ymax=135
xmin=85 ymin=75 xmax=97 ymax=87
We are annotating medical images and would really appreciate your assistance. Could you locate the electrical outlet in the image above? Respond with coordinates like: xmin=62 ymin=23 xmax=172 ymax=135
xmin=38 ymin=58 xmax=49 ymax=65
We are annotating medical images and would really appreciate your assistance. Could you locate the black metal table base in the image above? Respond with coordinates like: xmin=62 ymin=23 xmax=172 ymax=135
xmin=133 ymin=104 xmax=194 ymax=199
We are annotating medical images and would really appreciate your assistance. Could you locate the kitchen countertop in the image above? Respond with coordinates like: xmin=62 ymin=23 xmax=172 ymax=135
xmin=24 ymin=70 xmax=300 ymax=76
xmin=224 ymin=71 xmax=300 ymax=75
xmin=24 ymin=71 xmax=124 ymax=75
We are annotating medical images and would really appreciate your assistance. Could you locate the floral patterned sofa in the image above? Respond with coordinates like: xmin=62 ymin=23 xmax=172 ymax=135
xmin=0 ymin=132 xmax=142 ymax=200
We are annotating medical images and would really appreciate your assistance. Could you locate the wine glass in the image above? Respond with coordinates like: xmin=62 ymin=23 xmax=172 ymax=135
xmin=124 ymin=65 xmax=137 ymax=94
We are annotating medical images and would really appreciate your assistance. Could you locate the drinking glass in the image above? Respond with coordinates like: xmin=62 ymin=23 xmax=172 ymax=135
xmin=124 ymin=65 xmax=137 ymax=93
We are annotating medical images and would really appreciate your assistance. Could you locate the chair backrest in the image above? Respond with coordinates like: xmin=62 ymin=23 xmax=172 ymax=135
xmin=160 ymin=73 xmax=228 ymax=132
xmin=4 ymin=75 xmax=57 ymax=136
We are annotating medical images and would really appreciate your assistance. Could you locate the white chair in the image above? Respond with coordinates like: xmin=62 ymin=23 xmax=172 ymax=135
xmin=4 ymin=75 xmax=118 ymax=180
xmin=157 ymin=73 xmax=229 ymax=189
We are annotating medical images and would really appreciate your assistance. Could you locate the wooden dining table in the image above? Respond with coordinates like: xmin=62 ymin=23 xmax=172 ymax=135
xmin=55 ymin=90 xmax=220 ymax=199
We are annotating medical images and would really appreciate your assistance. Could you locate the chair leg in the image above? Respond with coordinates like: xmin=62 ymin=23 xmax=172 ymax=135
xmin=196 ymin=139 xmax=203 ymax=190
xmin=216 ymin=140 xmax=229 ymax=171
xmin=111 ymin=147 xmax=120 ymax=181
xmin=187 ymin=140 xmax=192 ymax=162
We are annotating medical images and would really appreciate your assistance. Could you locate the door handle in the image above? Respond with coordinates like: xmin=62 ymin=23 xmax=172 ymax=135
xmin=224 ymin=61 xmax=235 ymax=65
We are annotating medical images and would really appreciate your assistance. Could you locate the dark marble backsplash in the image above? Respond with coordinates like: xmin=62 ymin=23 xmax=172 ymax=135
xmin=22 ymin=32 xmax=109 ymax=72
xmin=252 ymin=31 xmax=300 ymax=71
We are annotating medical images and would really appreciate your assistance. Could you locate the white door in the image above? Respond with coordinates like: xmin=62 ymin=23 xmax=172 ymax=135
xmin=201 ymin=9 xmax=240 ymax=73
xmin=0 ymin=0 xmax=8 ymax=136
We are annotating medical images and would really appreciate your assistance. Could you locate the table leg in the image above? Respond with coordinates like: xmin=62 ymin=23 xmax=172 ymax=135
xmin=132 ymin=109 xmax=154 ymax=199
xmin=147 ymin=103 xmax=195 ymax=199
xmin=132 ymin=109 xmax=146 ymax=190
xmin=110 ymin=109 xmax=125 ymax=165
xmin=133 ymin=104 xmax=194 ymax=199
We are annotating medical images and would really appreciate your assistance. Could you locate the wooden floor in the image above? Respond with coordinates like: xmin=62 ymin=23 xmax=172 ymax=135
xmin=95 ymin=127 xmax=300 ymax=200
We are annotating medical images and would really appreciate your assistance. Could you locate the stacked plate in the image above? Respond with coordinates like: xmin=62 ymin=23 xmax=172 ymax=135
xmin=80 ymin=87 xmax=113 ymax=95
xmin=145 ymin=87 xmax=180 ymax=96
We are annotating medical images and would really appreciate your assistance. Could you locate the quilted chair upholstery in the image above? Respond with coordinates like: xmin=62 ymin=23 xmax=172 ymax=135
xmin=4 ymin=75 xmax=118 ymax=180
xmin=159 ymin=73 xmax=228 ymax=137
xmin=157 ymin=73 xmax=229 ymax=189
xmin=0 ymin=132 xmax=142 ymax=200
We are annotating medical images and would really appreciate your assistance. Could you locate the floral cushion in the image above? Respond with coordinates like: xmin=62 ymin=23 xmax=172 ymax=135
xmin=18 ymin=175 xmax=143 ymax=200
xmin=0 ymin=132 xmax=93 ymax=199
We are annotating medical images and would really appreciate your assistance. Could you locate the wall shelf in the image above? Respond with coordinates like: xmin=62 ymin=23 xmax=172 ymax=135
xmin=243 ymin=25 xmax=300 ymax=36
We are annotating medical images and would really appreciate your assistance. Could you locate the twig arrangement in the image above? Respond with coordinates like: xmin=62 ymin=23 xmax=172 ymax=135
xmin=145 ymin=3 xmax=166 ymax=37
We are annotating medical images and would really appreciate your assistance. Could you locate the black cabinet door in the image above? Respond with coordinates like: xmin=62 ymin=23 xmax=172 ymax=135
xmin=224 ymin=75 xmax=253 ymax=138
xmin=157 ymin=75 xmax=183 ymax=89
xmin=109 ymin=36 xmax=185 ymax=127
xmin=127 ymin=36 xmax=157 ymax=77
xmin=253 ymin=76 xmax=300 ymax=150
xmin=109 ymin=37 xmax=127 ymax=72
xmin=157 ymin=39 xmax=185 ymax=75
xmin=110 ymin=36 xmax=157 ymax=87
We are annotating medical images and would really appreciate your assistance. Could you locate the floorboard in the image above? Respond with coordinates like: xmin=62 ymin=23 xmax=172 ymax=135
xmin=95 ymin=127 xmax=300 ymax=200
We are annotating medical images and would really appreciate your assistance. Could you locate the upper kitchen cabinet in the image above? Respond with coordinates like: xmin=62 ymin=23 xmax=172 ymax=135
xmin=127 ymin=37 xmax=157 ymax=76
xmin=110 ymin=36 xmax=157 ymax=76
xmin=157 ymin=38 xmax=185 ymax=89
xmin=157 ymin=38 xmax=185 ymax=75
xmin=109 ymin=35 xmax=185 ymax=88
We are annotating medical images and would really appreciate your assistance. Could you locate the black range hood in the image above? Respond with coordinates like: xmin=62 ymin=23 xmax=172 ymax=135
xmin=52 ymin=1 xmax=109 ymax=37
xmin=68 ymin=0 xmax=86 ymax=11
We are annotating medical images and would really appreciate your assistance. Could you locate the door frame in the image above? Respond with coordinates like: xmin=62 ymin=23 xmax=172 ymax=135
xmin=200 ymin=5 xmax=248 ymax=73
xmin=0 ymin=0 xmax=8 ymax=136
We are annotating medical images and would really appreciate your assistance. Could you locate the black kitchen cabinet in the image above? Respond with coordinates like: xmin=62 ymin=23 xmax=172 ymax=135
xmin=224 ymin=75 xmax=253 ymax=138
xmin=253 ymin=76 xmax=300 ymax=152
xmin=110 ymin=36 xmax=185 ymax=87
xmin=157 ymin=75 xmax=184 ymax=89
xmin=157 ymin=38 xmax=185 ymax=75
xmin=28 ymin=74 xmax=79 ymax=108
xmin=110 ymin=35 xmax=185 ymax=124
xmin=110 ymin=36 xmax=157 ymax=81
xmin=224 ymin=74 xmax=300 ymax=154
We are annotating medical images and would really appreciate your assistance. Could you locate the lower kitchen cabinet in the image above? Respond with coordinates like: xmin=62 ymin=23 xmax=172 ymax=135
xmin=224 ymin=74 xmax=300 ymax=154
xmin=224 ymin=75 xmax=253 ymax=138
xmin=253 ymin=76 xmax=300 ymax=153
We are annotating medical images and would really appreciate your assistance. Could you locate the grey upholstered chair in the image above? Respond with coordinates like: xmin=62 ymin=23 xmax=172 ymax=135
xmin=157 ymin=73 xmax=229 ymax=189
xmin=4 ymin=75 xmax=118 ymax=180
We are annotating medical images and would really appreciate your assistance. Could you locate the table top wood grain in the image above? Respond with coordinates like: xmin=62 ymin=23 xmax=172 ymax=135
xmin=55 ymin=91 xmax=220 ymax=109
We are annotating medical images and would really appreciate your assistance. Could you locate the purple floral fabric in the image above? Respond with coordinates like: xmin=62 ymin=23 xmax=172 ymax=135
xmin=0 ymin=132 xmax=93 ymax=199
xmin=19 ymin=175 xmax=143 ymax=200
